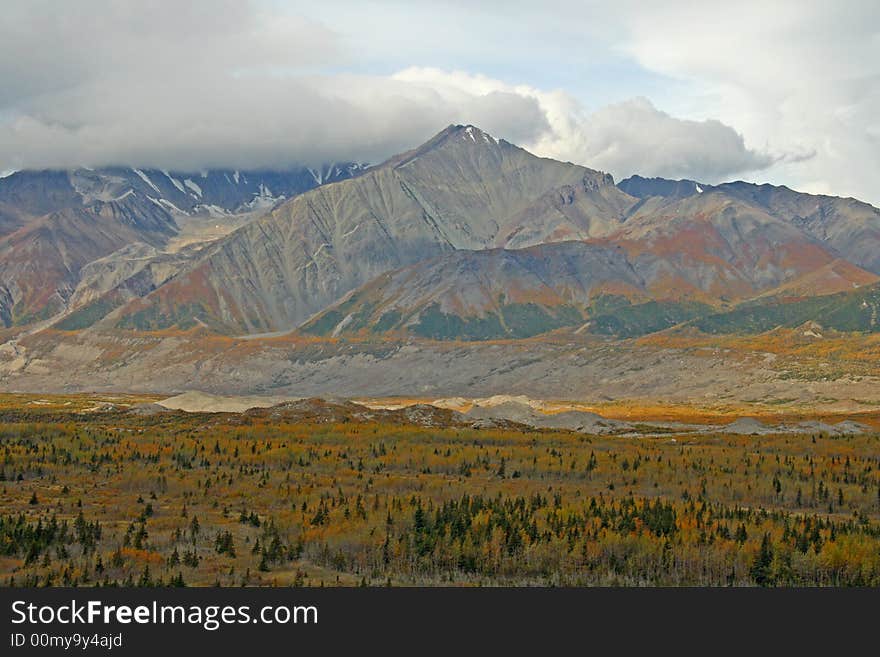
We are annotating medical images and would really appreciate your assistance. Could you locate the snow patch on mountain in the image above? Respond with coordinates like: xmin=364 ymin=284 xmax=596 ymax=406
xmin=133 ymin=169 xmax=161 ymax=194
xmin=165 ymin=173 xmax=186 ymax=194
xmin=183 ymin=179 xmax=203 ymax=197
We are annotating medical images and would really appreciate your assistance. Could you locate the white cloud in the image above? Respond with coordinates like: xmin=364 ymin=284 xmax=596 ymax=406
xmin=0 ymin=2 xmax=553 ymax=170
xmin=327 ymin=0 xmax=880 ymax=203
xmin=1 ymin=0 xmax=871 ymax=204
xmin=394 ymin=68 xmax=773 ymax=182
xmin=0 ymin=12 xmax=762 ymax=184
xmin=616 ymin=0 xmax=880 ymax=202
xmin=0 ymin=72 xmax=550 ymax=171
xmin=1 ymin=56 xmax=764 ymax=182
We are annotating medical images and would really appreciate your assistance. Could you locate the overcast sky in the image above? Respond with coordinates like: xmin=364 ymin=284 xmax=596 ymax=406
xmin=2 ymin=0 xmax=878 ymax=204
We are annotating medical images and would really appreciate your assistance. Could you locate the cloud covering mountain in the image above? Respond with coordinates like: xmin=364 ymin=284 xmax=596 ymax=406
xmin=1 ymin=1 xmax=772 ymax=184
xmin=1 ymin=1 xmax=876 ymax=204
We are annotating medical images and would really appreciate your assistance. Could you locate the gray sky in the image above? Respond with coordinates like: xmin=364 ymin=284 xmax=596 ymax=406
xmin=2 ymin=1 xmax=878 ymax=204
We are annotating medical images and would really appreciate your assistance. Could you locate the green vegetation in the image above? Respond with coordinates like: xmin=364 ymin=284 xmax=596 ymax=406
xmin=116 ymin=302 xmax=214 ymax=331
xmin=302 ymin=310 xmax=345 ymax=336
xmin=412 ymin=303 xmax=505 ymax=340
xmin=499 ymin=303 xmax=582 ymax=337
xmin=588 ymin=294 xmax=636 ymax=317
xmin=412 ymin=302 xmax=583 ymax=340
xmin=694 ymin=283 xmax=880 ymax=334
xmin=54 ymin=294 xmax=124 ymax=331
xmin=12 ymin=298 xmax=63 ymax=327
xmin=589 ymin=300 xmax=712 ymax=338
xmin=301 ymin=283 xmax=880 ymax=341
xmin=373 ymin=310 xmax=403 ymax=333
xmin=300 ymin=293 xmax=378 ymax=336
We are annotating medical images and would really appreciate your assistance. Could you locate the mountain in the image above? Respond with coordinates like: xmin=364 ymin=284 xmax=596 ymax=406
xmin=0 ymin=165 xmax=364 ymax=222
xmin=299 ymin=241 xmax=645 ymax=339
xmin=601 ymin=191 xmax=872 ymax=303
xmin=711 ymin=182 xmax=880 ymax=275
xmin=113 ymin=125 xmax=637 ymax=334
xmin=617 ymin=175 xmax=707 ymax=200
xmin=692 ymin=279 xmax=880 ymax=334
xmin=5 ymin=125 xmax=880 ymax=401
xmin=298 ymin=240 xmax=722 ymax=340
xmin=112 ymin=130 xmax=880 ymax=337
xmin=615 ymin=176 xmax=880 ymax=337
xmin=297 ymin=164 xmax=880 ymax=341
xmin=0 ymin=189 xmax=177 ymax=326
xmin=0 ymin=164 xmax=362 ymax=327
xmin=618 ymin=175 xmax=880 ymax=275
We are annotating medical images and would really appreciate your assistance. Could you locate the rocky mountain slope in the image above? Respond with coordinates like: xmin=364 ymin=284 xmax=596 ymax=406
xmin=0 ymin=165 xmax=363 ymax=223
xmin=692 ymin=279 xmax=880 ymax=334
xmin=3 ymin=125 xmax=880 ymax=401
xmin=300 ymin=183 xmax=878 ymax=341
xmin=107 ymin=126 xmax=880 ymax=337
xmin=0 ymin=195 xmax=177 ymax=326
xmin=111 ymin=125 xmax=636 ymax=334
xmin=300 ymin=241 xmax=665 ymax=340
xmin=619 ymin=175 xmax=880 ymax=275
xmin=0 ymin=164 xmax=361 ymax=327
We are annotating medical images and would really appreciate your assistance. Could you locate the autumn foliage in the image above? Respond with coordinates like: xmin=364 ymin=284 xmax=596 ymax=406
xmin=0 ymin=398 xmax=879 ymax=586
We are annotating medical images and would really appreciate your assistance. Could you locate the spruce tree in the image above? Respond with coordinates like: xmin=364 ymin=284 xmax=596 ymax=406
xmin=750 ymin=533 xmax=774 ymax=586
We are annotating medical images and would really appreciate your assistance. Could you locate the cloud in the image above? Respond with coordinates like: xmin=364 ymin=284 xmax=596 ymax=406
xmin=0 ymin=72 xmax=550 ymax=171
xmin=0 ymin=0 xmax=813 ymax=189
xmin=0 ymin=1 xmax=552 ymax=171
xmin=568 ymin=98 xmax=776 ymax=181
xmin=0 ymin=1 xmax=341 ymax=107
xmin=394 ymin=68 xmax=773 ymax=182
xmin=319 ymin=0 xmax=880 ymax=204
xmin=615 ymin=0 xmax=880 ymax=202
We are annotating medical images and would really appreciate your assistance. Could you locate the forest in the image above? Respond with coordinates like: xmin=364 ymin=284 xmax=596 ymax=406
xmin=0 ymin=396 xmax=879 ymax=587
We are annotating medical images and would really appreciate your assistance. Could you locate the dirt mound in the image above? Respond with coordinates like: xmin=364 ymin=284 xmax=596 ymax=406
xmin=127 ymin=402 xmax=174 ymax=416
xmin=397 ymin=404 xmax=465 ymax=427
xmin=830 ymin=420 xmax=869 ymax=435
xmin=792 ymin=420 xmax=840 ymax=434
xmin=245 ymin=398 xmax=466 ymax=428
xmin=158 ymin=391 xmax=299 ymax=413
xmin=467 ymin=400 xmax=542 ymax=425
xmin=723 ymin=417 xmax=776 ymax=435
xmin=466 ymin=400 xmax=629 ymax=434
xmin=431 ymin=397 xmax=471 ymax=411
xmin=537 ymin=410 xmax=629 ymax=434
xmin=246 ymin=398 xmax=361 ymax=422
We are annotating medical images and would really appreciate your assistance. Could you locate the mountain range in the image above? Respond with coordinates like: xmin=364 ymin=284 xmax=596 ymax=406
xmin=0 ymin=164 xmax=362 ymax=327
xmin=2 ymin=124 xmax=880 ymax=402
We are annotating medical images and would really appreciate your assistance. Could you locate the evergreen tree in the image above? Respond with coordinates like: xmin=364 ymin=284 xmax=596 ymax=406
xmin=750 ymin=533 xmax=774 ymax=586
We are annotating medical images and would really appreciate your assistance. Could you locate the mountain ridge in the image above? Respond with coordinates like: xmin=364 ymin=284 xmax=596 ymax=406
xmin=3 ymin=125 xmax=880 ymax=399
xmin=110 ymin=124 xmax=635 ymax=333
xmin=20 ymin=125 xmax=880 ymax=339
xmin=0 ymin=163 xmax=363 ymax=327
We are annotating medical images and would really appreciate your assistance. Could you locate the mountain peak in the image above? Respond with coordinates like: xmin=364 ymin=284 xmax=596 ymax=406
xmin=431 ymin=123 xmax=501 ymax=143
xmin=458 ymin=124 xmax=501 ymax=145
xmin=380 ymin=124 xmax=505 ymax=170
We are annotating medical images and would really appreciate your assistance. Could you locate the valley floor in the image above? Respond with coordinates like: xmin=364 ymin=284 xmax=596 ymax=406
xmin=3 ymin=328 xmax=880 ymax=414
xmin=1 ymin=395 xmax=878 ymax=586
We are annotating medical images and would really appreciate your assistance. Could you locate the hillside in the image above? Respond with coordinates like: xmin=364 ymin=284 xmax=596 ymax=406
xmin=299 ymin=240 xmax=713 ymax=340
xmin=2 ymin=128 xmax=880 ymax=400
xmin=0 ymin=165 xmax=361 ymax=328
xmin=111 ymin=130 xmax=880 ymax=336
xmin=693 ymin=280 xmax=880 ymax=334
xmin=112 ymin=125 xmax=637 ymax=334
